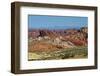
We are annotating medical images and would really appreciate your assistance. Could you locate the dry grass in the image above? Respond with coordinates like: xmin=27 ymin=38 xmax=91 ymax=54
xmin=28 ymin=46 xmax=88 ymax=61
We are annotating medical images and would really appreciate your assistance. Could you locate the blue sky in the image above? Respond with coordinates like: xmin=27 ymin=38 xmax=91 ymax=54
xmin=28 ymin=15 xmax=88 ymax=30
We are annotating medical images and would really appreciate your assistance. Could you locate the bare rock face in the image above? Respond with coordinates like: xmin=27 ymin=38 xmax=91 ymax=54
xmin=28 ymin=27 xmax=88 ymax=46
xmin=80 ymin=27 xmax=88 ymax=33
xmin=28 ymin=29 xmax=40 ymax=38
xmin=39 ymin=30 xmax=56 ymax=38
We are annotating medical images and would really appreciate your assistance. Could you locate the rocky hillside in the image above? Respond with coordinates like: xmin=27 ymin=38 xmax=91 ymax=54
xmin=28 ymin=27 xmax=88 ymax=60
xmin=29 ymin=27 xmax=87 ymax=46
